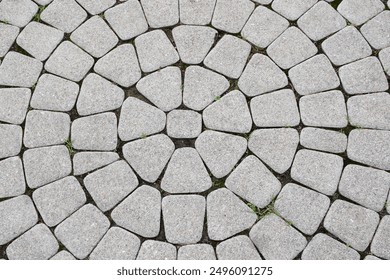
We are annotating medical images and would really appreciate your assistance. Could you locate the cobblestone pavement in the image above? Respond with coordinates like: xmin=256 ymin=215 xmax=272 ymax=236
xmin=0 ymin=0 xmax=389 ymax=260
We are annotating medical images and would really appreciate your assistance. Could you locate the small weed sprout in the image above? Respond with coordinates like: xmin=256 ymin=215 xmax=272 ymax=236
xmin=65 ymin=139 xmax=74 ymax=155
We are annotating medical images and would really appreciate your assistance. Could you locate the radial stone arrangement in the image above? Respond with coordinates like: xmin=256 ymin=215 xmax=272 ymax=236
xmin=0 ymin=0 xmax=390 ymax=261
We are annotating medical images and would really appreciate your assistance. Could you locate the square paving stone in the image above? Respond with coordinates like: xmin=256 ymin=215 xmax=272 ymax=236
xmin=0 ymin=125 xmax=23 ymax=160
xmin=291 ymin=149 xmax=343 ymax=196
xmin=140 ymin=0 xmax=179 ymax=28
xmin=300 ymin=127 xmax=347 ymax=154
xmin=324 ymin=200 xmax=380 ymax=251
xmin=136 ymin=240 xmax=177 ymax=260
xmin=216 ymin=235 xmax=261 ymax=260
xmin=32 ymin=176 xmax=86 ymax=227
xmin=0 ymin=0 xmax=38 ymax=27
xmin=179 ymin=0 xmax=216 ymax=25
xmin=178 ymin=244 xmax=216 ymax=260
xmin=23 ymin=145 xmax=72 ymax=189
xmin=167 ymin=110 xmax=202 ymax=139
xmin=271 ymin=0 xmax=317 ymax=21
xmin=0 ymin=157 xmax=25 ymax=198
xmin=54 ymin=204 xmax=110 ymax=259
xmin=361 ymin=11 xmax=390 ymax=50
xmin=0 ymin=23 xmax=20 ymax=57
xmin=337 ymin=0 xmax=384 ymax=26
xmin=73 ymin=152 xmax=119 ymax=176
xmin=0 ymin=88 xmax=31 ymax=125
xmin=379 ymin=47 xmax=390 ymax=75
xmin=75 ymin=0 xmax=115 ymax=15
xmin=371 ymin=216 xmax=390 ymax=260
xmin=50 ymin=250 xmax=76 ymax=260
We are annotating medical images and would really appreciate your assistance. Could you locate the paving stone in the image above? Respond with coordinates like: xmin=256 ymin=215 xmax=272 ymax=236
xmin=207 ymin=188 xmax=257 ymax=241
xmin=123 ymin=134 xmax=174 ymax=183
xmin=226 ymin=155 xmax=281 ymax=208
xmin=55 ymin=204 xmax=110 ymax=259
xmin=23 ymin=145 xmax=72 ymax=189
xmin=337 ymin=0 xmax=384 ymax=26
xmin=76 ymin=73 xmax=124 ymax=116
xmin=71 ymin=113 xmax=117 ymax=151
xmin=135 ymin=30 xmax=179 ymax=73
xmin=0 ymin=88 xmax=31 ymax=125
xmin=32 ymin=176 xmax=86 ymax=227
xmin=300 ymin=127 xmax=347 ymax=154
xmin=111 ymin=185 xmax=161 ymax=238
xmin=172 ymin=25 xmax=217 ymax=65
xmin=322 ymin=26 xmax=372 ymax=66
xmin=271 ymin=0 xmax=317 ymax=21
xmin=179 ymin=0 xmax=216 ymax=25
xmin=183 ymin=66 xmax=229 ymax=111
xmin=33 ymin=0 xmax=53 ymax=5
xmin=0 ymin=157 xmax=25 ymax=198
xmin=339 ymin=57 xmax=388 ymax=95
xmin=238 ymin=54 xmax=288 ymax=97
xmin=104 ymin=0 xmax=148 ymax=40
xmin=275 ymin=183 xmax=330 ymax=235
xmin=45 ymin=41 xmax=94 ymax=82
xmin=302 ymin=233 xmax=360 ymax=260
xmin=241 ymin=6 xmax=289 ymax=49
xmin=361 ymin=11 xmax=390 ymax=50
xmin=195 ymin=130 xmax=247 ymax=178
xmin=136 ymin=67 xmax=182 ymax=112
xmin=75 ymin=0 xmax=115 ymax=15
xmin=41 ymin=0 xmax=88 ymax=33
xmin=248 ymin=128 xmax=299 ymax=174
xmin=118 ymin=97 xmax=166 ymax=142
xmin=0 ymin=195 xmax=38 ymax=245
xmin=379 ymin=47 xmax=390 ymax=75
xmin=250 ymin=214 xmax=307 ymax=260
xmin=30 ymin=74 xmax=79 ymax=112
xmin=167 ymin=110 xmax=202 ymax=139
xmin=136 ymin=240 xmax=177 ymax=260
xmin=267 ymin=27 xmax=318 ymax=70
xmin=73 ymin=152 xmax=119 ymax=176
xmin=0 ymin=23 xmax=19 ymax=57
xmin=0 ymin=125 xmax=23 ymax=160
xmin=0 ymin=0 xmax=38 ymax=27
xmin=204 ymin=35 xmax=251 ymax=79
xmin=211 ymin=0 xmax=254 ymax=34
xmin=161 ymin=148 xmax=212 ymax=193
xmin=162 ymin=195 xmax=205 ymax=244
xmin=23 ymin=110 xmax=70 ymax=148
xmin=324 ymin=200 xmax=380 ymax=251
xmin=347 ymin=129 xmax=390 ymax=170
xmin=250 ymin=89 xmax=300 ymax=127
xmin=6 ymin=224 xmax=58 ymax=260
xmin=216 ymin=235 xmax=261 ymax=260
xmin=203 ymin=90 xmax=252 ymax=134
xmin=291 ymin=149 xmax=343 ymax=196
xmin=140 ymin=0 xmax=179 ymax=28
xmin=89 ymin=227 xmax=140 ymax=260
xmin=84 ymin=161 xmax=138 ymax=212
xmin=371 ymin=216 xmax=390 ymax=260
xmin=364 ymin=255 xmax=381 ymax=260
xmin=252 ymin=0 xmax=272 ymax=3
xmin=0 ymin=52 xmax=42 ymax=87
xmin=50 ymin=251 xmax=76 ymax=260
xmin=178 ymin=244 xmax=216 ymax=260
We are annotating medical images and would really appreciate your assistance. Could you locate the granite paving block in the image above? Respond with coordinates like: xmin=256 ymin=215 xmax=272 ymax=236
xmin=379 ymin=47 xmax=390 ymax=75
xmin=0 ymin=157 xmax=25 ymax=198
xmin=361 ymin=11 xmax=390 ymax=50
xmin=216 ymin=235 xmax=261 ymax=260
xmin=337 ymin=0 xmax=384 ymax=26
xmin=136 ymin=240 xmax=177 ymax=260
xmin=0 ymin=125 xmax=23 ymax=160
xmin=300 ymin=127 xmax=347 ymax=154
xmin=178 ymin=244 xmax=216 ymax=260
xmin=179 ymin=0 xmax=216 ymax=25
xmin=50 ymin=251 xmax=76 ymax=260
xmin=371 ymin=216 xmax=390 ymax=260
xmin=0 ymin=88 xmax=31 ymax=125
xmin=167 ymin=110 xmax=202 ymax=139
xmin=0 ymin=23 xmax=20 ymax=57
xmin=140 ymin=0 xmax=179 ymax=28
xmin=0 ymin=0 xmax=38 ymax=27
xmin=75 ymin=0 xmax=115 ymax=15
xmin=73 ymin=152 xmax=119 ymax=176
xmin=271 ymin=0 xmax=317 ymax=21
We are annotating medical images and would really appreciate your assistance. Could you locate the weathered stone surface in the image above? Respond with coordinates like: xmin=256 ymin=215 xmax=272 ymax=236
xmin=0 ymin=23 xmax=20 ymax=57
xmin=73 ymin=152 xmax=118 ymax=176
xmin=0 ymin=157 xmax=25 ymax=199
xmin=0 ymin=0 xmax=38 ymax=27
xmin=178 ymin=244 xmax=216 ymax=260
xmin=300 ymin=127 xmax=347 ymax=154
xmin=371 ymin=216 xmax=390 ymax=260
xmin=271 ymin=0 xmax=317 ymax=21
xmin=364 ymin=255 xmax=380 ymax=260
xmin=0 ymin=125 xmax=23 ymax=160
xmin=75 ymin=0 xmax=115 ymax=15
xmin=167 ymin=110 xmax=202 ymax=139
xmin=216 ymin=235 xmax=261 ymax=260
xmin=50 ymin=251 xmax=76 ymax=260
xmin=136 ymin=240 xmax=177 ymax=260
xmin=379 ymin=47 xmax=390 ymax=76
xmin=337 ymin=0 xmax=384 ymax=26
xmin=140 ymin=0 xmax=179 ymax=28
xmin=0 ymin=88 xmax=31 ymax=125
xmin=179 ymin=0 xmax=216 ymax=25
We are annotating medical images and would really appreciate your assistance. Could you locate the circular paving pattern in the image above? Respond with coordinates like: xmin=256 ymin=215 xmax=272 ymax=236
xmin=0 ymin=0 xmax=390 ymax=260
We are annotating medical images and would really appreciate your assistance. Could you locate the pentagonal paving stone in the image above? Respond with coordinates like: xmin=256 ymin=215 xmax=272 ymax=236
xmin=274 ymin=183 xmax=330 ymax=235
xmin=75 ymin=0 xmax=115 ymax=15
xmin=23 ymin=110 xmax=71 ymax=149
xmin=300 ymin=127 xmax=347 ymax=154
xmin=89 ymin=227 xmax=140 ymax=260
xmin=250 ymin=89 xmax=300 ymax=127
xmin=0 ymin=0 xmax=38 ymax=27
xmin=241 ymin=6 xmax=289 ymax=49
xmin=301 ymin=233 xmax=360 ymax=260
xmin=248 ymin=128 xmax=299 ymax=174
xmin=178 ymin=244 xmax=216 ymax=260
xmin=0 ymin=195 xmax=38 ymax=245
xmin=136 ymin=67 xmax=182 ymax=112
xmin=324 ymin=200 xmax=380 ymax=252
xmin=207 ymin=188 xmax=257 ymax=241
xmin=111 ymin=185 xmax=161 ymax=238
xmin=71 ymin=112 xmax=117 ymax=151
xmin=76 ymin=73 xmax=124 ymax=116
xmin=271 ymin=0 xmax=317 ymax=21
xmin=50 ymin=251 xmax=76 ymax=260
xmin=140 ymin=0 xmax=179 ymax=28
xmin=204 ymin=35 xmax=251 ymax=79
xmin=123 ymin=134 xmax=175 ymax=183
xmin=337 ymin=0 xmax=384 ymax=26
xmin=161 ymin=148 xmax=212 ymax=193
xmin=32 ymin=176 xmax=86 ymax=227
xmin=136 ymin=240 xmax=177 ymax=260
xmin=238 ymin=54 xmax=288 ymax=97
xmin=23 ymin=145 xmax=72 ymax=189
xmin=216 ymin=235 xmax=261 ymax=260
xmin=183 ymin=66 xmax=229 ymax=111
xmin=54 ymin=204 xmax=110 ymax=259
xmin=250 ymin=214 xmax=307 ymax=260
xmin=0 ymin=157 xmax=25 ymax=198
xmin=195 ymin=130 xmax=247 ymax=178
xmin=0 ymin=125 xmax=23 ymax=160
xmin=0 ymin=23 xmax=20 ymax=57
xmin=371 ymin=216 xmax=390 ymax=260
xmin=30 ymin=74 xmax=79 ymax=112
xmin=379 ymin=47 xmax=390 ymax=75
xmin=84 ymin=160 xmax=138 ymax=212
xmin=203 ymin=90 xmax=252 ymax=134
xmin=162 ymin=195 xmax=205 ymax=244
xmin=167 ymin=110 xmax=202 ymax=139
xmin=179 ymin=0 xmax=216 ymax=25
xmin=172 ymin=25 xmax=217 ymax=65
xmin=118 ymin=97 xmax=166 ymax=142
xmin=339 ymin=165 xmax=390 ymax=212
xmin=0 ymin=88 xmax=30 ymax=124
xmin=225 ymin=155 xmax=281 ymax=208
xmin=6 ymin=224 xmax=58 ymax=260
xmin=347 ymin=129 xmax=390 ymax=170
xmin=291 ymin=149 xmax=344 ymax=196
xmin=73 ymin=152 xmax=119 ymax=176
